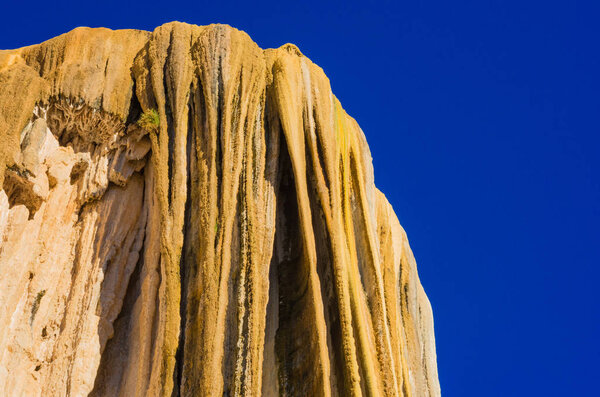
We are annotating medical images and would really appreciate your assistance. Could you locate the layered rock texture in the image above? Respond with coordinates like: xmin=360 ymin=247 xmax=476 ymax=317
xmin=0 ymin=22 xmax=439 ymax=396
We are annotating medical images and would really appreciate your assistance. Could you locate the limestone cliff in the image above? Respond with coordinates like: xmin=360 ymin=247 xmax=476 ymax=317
xmin=0 ymin=22 xmax=439 ymax=397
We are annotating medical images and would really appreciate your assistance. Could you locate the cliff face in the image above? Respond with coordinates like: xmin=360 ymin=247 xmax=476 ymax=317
xmin=0 ymin=22 xmax=439 ymax=397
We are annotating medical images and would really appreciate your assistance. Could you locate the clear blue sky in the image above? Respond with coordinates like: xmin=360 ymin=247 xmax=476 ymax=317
xmin=3 ymin=1 xmax=598 ymax=395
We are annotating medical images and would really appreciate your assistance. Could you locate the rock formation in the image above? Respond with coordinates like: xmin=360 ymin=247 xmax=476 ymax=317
xmin=0 ymin=22 xmax=439 ymax=396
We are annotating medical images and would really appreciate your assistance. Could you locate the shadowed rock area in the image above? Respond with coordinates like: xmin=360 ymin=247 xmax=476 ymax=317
xmin=0 ymin=22 xmax=440 ymax=396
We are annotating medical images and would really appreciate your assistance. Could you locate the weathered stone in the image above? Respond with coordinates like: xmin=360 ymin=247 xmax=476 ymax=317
xmin=0 ymin=22 xmax=440 ymax=397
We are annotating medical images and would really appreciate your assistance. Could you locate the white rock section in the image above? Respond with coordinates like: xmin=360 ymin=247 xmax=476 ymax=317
xmin=0 ymin=117 xmax=149 ymax=397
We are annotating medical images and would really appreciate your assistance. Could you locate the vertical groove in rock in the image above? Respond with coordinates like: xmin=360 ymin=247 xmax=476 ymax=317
xmin=0 ymin=22 xmax=440 ymax=397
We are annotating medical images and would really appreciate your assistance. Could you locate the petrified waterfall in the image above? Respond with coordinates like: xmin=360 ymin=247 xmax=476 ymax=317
xmin=0 ymin=22 xmax=440 ymax=396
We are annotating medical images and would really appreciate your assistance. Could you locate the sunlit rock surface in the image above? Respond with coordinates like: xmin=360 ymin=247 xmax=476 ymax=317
xmin=0 ymin=22 xmax=440 ymax=396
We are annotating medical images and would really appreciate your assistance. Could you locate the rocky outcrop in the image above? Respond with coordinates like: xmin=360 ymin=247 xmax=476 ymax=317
xmin=0 ymin=22 xmax=439 ymax=396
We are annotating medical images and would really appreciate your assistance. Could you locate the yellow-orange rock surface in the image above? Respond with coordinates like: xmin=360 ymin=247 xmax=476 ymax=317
xmin=0 ymin=22 xmax=440 ymax=396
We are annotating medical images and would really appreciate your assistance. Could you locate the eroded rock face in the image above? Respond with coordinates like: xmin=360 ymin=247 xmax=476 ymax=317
xmin=0 ymin=22 xmax=440 ymax=396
